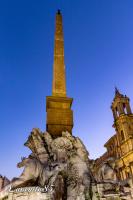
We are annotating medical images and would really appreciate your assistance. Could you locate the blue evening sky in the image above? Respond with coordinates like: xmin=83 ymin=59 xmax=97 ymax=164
xmin=0 ymin=0 xmax=133 ymax=179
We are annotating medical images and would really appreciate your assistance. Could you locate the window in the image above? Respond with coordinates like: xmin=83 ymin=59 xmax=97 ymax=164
xmin=121 ymin=130 xmax=125 ymax=141
xmin=123 ymin=103 xmax=127 ymax=114
xmin=126 ymin=171 xmax=130 ymax=179
xmin=115 ymin=107 xmax=119 ymax=117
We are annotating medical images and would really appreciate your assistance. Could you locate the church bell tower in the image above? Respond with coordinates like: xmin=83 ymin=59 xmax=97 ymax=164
xmin=111 ymin=88 xmax=133 ymax=140
xmin=111 ymin=88 xmax=133 ymax=158
xmin=46 ymin=10 xmax=73 ymax=137
xmin=111 ymin=88 xmax=133 ymax=180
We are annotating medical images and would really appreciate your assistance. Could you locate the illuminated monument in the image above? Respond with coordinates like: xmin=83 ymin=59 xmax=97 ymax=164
xmin=0 ymin=10 xmax=133 ymax=200
xmin=46 ymin=10 xmax=73 ymax=137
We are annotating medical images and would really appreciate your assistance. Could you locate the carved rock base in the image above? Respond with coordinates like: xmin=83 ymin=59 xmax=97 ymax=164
xmin=8 ymin=191 xmax=51 ymax=200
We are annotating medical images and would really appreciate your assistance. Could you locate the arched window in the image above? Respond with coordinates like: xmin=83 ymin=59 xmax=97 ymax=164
xmin=123 ymin=103 xmax=127 ymax=114
xmin=121 ymin=130 xmax=125 ymax=141
xmin=126 ymin=171 xmax=130 ymax=179
xmin=115 ymin=107 xmax=119 ymax=117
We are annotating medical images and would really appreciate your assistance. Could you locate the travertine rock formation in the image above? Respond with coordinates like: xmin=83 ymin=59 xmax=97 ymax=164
xmin=10 ymin=129 xmax=95 ymax=199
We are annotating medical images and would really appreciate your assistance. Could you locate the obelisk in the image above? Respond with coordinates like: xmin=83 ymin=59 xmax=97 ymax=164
xmin=46 ymin=10 xmax=73 ymax=137
xmin=52 ymin=9 xmax=66 ymax=97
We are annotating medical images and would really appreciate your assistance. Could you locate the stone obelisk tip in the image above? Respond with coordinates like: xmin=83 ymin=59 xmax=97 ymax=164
xmin=57 ymin=9 xmax=61 ymax=15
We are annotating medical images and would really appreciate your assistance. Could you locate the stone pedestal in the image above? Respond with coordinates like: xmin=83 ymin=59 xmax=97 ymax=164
xmin=46 ymin=96 xmax=73 ymax=137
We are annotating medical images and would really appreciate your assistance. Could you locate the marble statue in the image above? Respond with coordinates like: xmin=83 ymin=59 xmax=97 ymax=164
xmin=96 ymin=157 xmax=117 ymax=183
xmin=10 ymin=130 xmax=95 ymax=199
